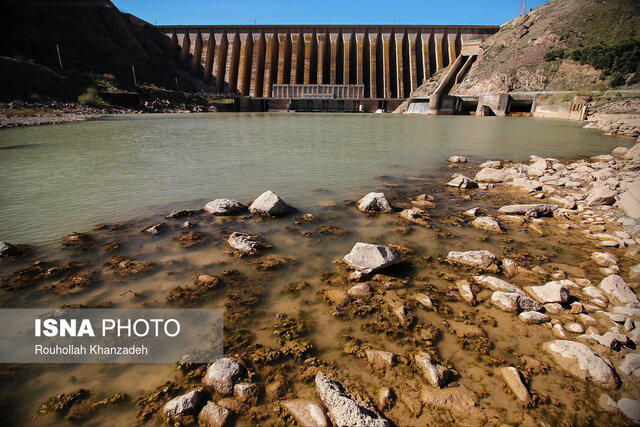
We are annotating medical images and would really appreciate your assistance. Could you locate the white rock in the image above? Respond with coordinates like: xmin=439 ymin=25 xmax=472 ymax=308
xmin=618 ymin=398 xmax=640 ymax=424
xmin=315 ymin=373 xmax=389 ymax=426
xmin=473 ymin=275 xmax=523 ymax=294
xmin=348 ymin=283 xmax=371 ymax=297
xmin=591 ymin=252 xmax=618 ymax=267
xmin=282 ymin=400 xmax=329 ymax=427
xmin=471 ymin=216 xmax=503 ymax=233
xmin=198 ymin=401 xmax=232 ymax=427
xmin=249 ymin=190 xmax=291 ymax=216
xmin=204 ymin=198 xmax=245 ymax=215
xmin=414 ymin=293 xmax=434 ymax=309
xmin=497 ymin=204 xmax=558 ymax=217
xmin=203 ymin=358 xmax=244 ymax=395
xmin=475 ymin=168 xmax=513 ymax=183
xmin=612 ymin=146 xmax=629 ymax=157
xmin=358 ymin=192 xmax=393 ymax=213
xmin=583 ymin=286 xmax=608 ymax=302
xmin=542 ymin=340 xmax=620 ymax=389
xmin=226 ymin=232 xmax=265 ymax=255
xmin=629 ymin=264 xmax=640 ymax=280
xmin=519 ymin=311 xmax=550 ymax=324
xmin=343 ymin=243 xmax=399 ymax=274
xmin=499 ymin=367 xmax=530 ymax=403
xmin=566 ymin=323 xmax=585 ymax=334
xmin=448 ymin=155 xmax=467 ymax=163
xmin=447 ymin=250 xmax=499 ymax=272
xmin=463 ymin=207 xmax=484 ymax=217
xmin=545 ymin=303 xmax=564 ymax=314
xmin=491 ymin=291 xmax=520 ymax=312
xmin=526 ymin=282 xmax=570 ymax=304
xmin=479 ymin=160 xmax=502 ymax=168
xmin=446 ymin=175 xmax=478 ymax=189
xmin=163 ymin=389 xmax=204 ymax=418
xmin=502 ymin=258 xmax=518 ymax=277
xmin=600 ymin=275 xmax=639 ymax=306
xmin=619 ymin=353 xmax=640 ymax=376
xmin=456 ymin=280 xmax=475 ymax=303
xmin=599 ymin=393 xmax=619 ymax=412
xmin=587 ymin=185 xmax=617 ymax=206
xmin=553 ymin=324 xmax=568 ymax=338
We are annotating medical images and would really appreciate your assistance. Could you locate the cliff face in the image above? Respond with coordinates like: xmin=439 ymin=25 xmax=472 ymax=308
xmin=455 ymin=0 xmax=640 ymax=95
xmin=0 ymin=0 xmax=199 ymax=101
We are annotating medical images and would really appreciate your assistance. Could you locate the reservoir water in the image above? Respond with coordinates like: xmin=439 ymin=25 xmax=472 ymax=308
xmin=0 ymin=113 xmax=624 ymax=245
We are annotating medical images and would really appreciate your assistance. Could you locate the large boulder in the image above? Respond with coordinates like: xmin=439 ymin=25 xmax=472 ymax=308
xmin=542 ymin=340 xmax=620 ymax=389
xmin=600 ymin=274 xmax=639 ymax=306
xmin=203 ymin=358 xmax=244 ymax=395
xmin=586 ymin=185 xmax=617 ymax=206
xmin=497 ymin=204 xmax=558 ymax=217
xmin=163 ymin=389 xmax=205 ymax=418
xmin=343 ymin=243 xmax=399 ymax=274
xmin=315 ymin=373 xmax=389 ymax=426
xmin=204 ymin=198 xmax=246 ymax=215
xmin=282 ymin=399 xmax=329 ymax=427
xmin=414 ymin=352 xmax=451 ymax=388
xmin=447 ymin=250 xmax=500 ymax=272
xmin=249 ymin=191 xmax=291 ymax=216
xmin=357 ymin=192 xmax=393 ymax=213
xmin=474 ymin=168 xmax=513 ymax=183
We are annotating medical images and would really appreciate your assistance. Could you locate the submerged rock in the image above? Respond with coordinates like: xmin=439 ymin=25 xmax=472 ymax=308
xmin=142 ymin=223 xmax=167 ymax=235
xmin=499 ymin=367 xmax=530 ymax=403
xmin=199 ymin=401 xmax=232 ymax=427
xmin=315 ymin=373 xmax=389 ymax=427
xmin=348 ymin=283 xmax=371 ymax=298
xmin=226 ymin=232 xmax=269 ymax=256
xmin=357 ymin=192 xmax=393 ymax=213
xmin=414 ymin=352 xmax=451 ymax=388
xmin=542 ymin=340 xmax=620 ymax=389
xmin=203 ymin=358 xmax=244 ymax=395
xmin=249 ymin=191 xmax=291 ymax=216
xmin=166 ymin=209 xmax=200 ymax=219
xmin=204 ymin=198 xmax=246 ymax=215
xmin=282 ymin=399 xmax=329 ymax=427
xmin=471 ymin=216 xmax=503 ymax=233
xmin=343 ymin=243 xmax=399 ymax=274
xmin=365 ymin=349 xmax=396 ymax=369
xmin=420 ymin=386 xmax=483 ymax=419
xmin=447 ymin=250 xmax=499 ymax=272
xmin=456 ymin=280 xmax=475 ymax=303
xmin=447 ymin=155 xmax=467 ymax=163
xmin=163 ymin=389 xmax=204 ymax=418
xmin=446 ymin=175 xmax=478 ymax=189
xmin=497 ymin=204 xmax=558 ymax=217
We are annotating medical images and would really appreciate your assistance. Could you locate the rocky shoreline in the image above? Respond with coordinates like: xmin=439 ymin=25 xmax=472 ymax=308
xmin=1 ymin=141 xmax=640 ymax=425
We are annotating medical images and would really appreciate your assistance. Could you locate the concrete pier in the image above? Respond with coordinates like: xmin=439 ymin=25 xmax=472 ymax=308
xmin=159 ymin=25 xmax=498 ymax=99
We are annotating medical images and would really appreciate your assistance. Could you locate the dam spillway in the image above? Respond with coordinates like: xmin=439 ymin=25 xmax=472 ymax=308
xmin=158 ymin=25 xmax=498 ymax=105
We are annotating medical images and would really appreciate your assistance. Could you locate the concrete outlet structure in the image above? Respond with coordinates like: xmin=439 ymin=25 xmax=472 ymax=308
xmin=159 ymin=25 xmax=498 ymax=103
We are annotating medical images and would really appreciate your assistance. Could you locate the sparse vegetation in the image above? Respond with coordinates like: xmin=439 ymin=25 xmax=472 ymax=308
xmin=77 ymin=87 xmax=109 ymax=107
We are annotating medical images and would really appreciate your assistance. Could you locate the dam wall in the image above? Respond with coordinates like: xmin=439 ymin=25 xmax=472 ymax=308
xmin=157 ymin=25 xmax=498 ymax=99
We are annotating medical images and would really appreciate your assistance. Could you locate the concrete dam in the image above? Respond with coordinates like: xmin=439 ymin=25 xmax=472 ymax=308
xmin=158 ymin=25 xmax=498 ymax=111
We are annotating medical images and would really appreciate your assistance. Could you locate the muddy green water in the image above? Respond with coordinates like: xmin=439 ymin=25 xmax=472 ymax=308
xmin=0 ymin=113 xmax=624 ymax=245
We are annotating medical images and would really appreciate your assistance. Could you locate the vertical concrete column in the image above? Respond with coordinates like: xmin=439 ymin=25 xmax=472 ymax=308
xmin=421 ymin=31 xmax=433 ymax=80
xmin=215 ymin=31 xmax=228 ymax=93
xmin=394 ymin=32 xmax=404 ymax=98
xmin=407 ymin=31 xmax=419 ymax=93
xmin=277 ymin=31 xmax=291 ymax=84
xmin=381 ymin=31 xmax=392 ymax=98
xmin=192 ymin=31 xmax=204 ymax=71
xmin=225 ymin=31 xmax=241 ymax=93
xmin=343 ymin=30 xmax=351 ymax=84
xmin=180 ymin=32 xmax=191 ymax=62
xmin=317 ymin=32 xmax=326 ymax=84
xmin=250 ymin=32 xmax=265 ymax=97
xmin=303 ymin=32 xmax=313 ymax=84
xmin=237 ymin=32 xmax=252 ymax=96
xmin=434 ymin=32 xmax=444 ymax=72
xmin=171 ymin=30 xmax=179 ymax=55
xmin=263 ymin=31 xmax=278 ymax=97
xmin=368 ymin=32 xmax=377 ymax=98
xmin=329 ymin=32 xmax=339 ymax=84
xmin=290 ymin=31 xmax=300 ymax=84
xmin=447 ymin=32 xmax=458 ymax=65
xmin=203 ymin=31 xmax=216 ymax=82
xmin=355 ymin=31 xmax=365 ymax=86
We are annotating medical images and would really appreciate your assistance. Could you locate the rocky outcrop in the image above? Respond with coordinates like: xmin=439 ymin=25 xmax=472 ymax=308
xmin=542 ymin=340 xmax=620 ymax=389
xmin=203 ymin=358 xmax=244 ymax=395
xmin=343 ymin=243 xmax=399 ymax=274
xmin=315 ymin=373 xmax=389 ymax=426
xmin=249 ymin=191 xmax=291 ymax=216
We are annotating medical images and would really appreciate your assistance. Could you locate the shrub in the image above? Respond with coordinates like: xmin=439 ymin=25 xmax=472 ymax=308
xmin=78 ymin=87 xmax=108 ymax=107
xmin=609 ymin=73 xmax=627 ymax=88
xmin=544 ymin=48 xmax=566 ymax=61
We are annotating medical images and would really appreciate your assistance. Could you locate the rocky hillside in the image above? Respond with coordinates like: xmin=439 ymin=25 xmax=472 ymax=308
xmin=0 ymin=0 xmax=201 ymax=102
xmin=456 ymin=0 xmax=640 ymax=95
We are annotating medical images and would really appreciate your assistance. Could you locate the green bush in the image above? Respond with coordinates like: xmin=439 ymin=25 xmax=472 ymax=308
xmin=609 ymin=73 xmax=627 ymax=87
xmin=544 ymin=48 xmax=566 ymax=61
xmin=78 ymin=87 xmax=108 ymax=107
xmin=569 ymin=40 xmax=640 ymax=85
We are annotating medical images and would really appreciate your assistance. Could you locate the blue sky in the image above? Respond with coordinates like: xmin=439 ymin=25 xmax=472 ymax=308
xmin=113 ymin=0 xmax=550 ymax=26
